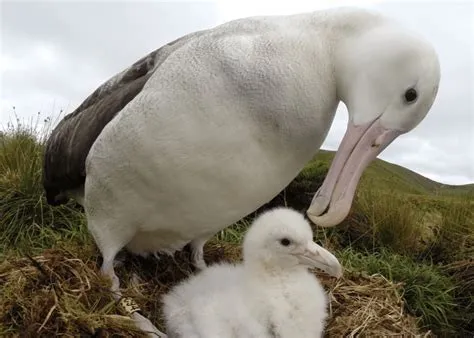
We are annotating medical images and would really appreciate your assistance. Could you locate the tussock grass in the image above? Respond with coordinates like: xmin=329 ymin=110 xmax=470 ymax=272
xmin=338 ymin=248 xmax=459 ymax=335
xmin=337 ymin=189 xmax=474 ymax=265
xmin=342 ymin=188 xmax=426 ymax=255
xmin=0 ymin=112 xmax=86 ymax=255
xmin=442 ymin=259 xmax=474 ymax=334
xmin=429 ymin=196 xmax=474 ymax=263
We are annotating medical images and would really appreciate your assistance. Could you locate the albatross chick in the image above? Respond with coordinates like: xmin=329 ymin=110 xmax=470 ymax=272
xmin=162 ymin=207 xmax=342 ymax=338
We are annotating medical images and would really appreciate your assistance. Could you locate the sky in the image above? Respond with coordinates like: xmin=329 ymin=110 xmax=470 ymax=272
xmin=1 ymin=0 xmax=473 ymax=185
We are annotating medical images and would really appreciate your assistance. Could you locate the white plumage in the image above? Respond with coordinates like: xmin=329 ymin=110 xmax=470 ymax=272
xmin=161 ymin=207 xmax=342 ymax=338
xmin=43 ymin=7 xmax=441 ymax=336
xmin=83 ymin=7 xmax=440 ymax=281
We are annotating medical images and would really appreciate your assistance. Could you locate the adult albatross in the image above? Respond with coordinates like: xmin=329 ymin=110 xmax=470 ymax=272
xmin=43 ymin=7 xmax=440 ymax=336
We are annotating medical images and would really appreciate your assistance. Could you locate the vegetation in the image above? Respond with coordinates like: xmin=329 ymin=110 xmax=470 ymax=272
xmin=0 ymin=113 xmax=87 ymax=256
xmin=0 ymin=114 xmax=473 ymax=336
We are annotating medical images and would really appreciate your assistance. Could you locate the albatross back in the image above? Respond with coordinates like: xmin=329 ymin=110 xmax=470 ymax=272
xmin=42 ymin=29 xmax=208 ymax=205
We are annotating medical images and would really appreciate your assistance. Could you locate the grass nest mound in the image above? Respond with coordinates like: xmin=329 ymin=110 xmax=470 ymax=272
xmin=1 ymin=241 xmax=427 ymax=337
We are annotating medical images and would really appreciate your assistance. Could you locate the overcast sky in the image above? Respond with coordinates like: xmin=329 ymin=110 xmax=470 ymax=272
xmin=1 ymin=0 xmax=473 ymax=185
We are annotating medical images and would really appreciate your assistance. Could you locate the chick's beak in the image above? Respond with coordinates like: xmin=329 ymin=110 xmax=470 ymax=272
xmin=296 ymin=242 xmax=343 ymax=278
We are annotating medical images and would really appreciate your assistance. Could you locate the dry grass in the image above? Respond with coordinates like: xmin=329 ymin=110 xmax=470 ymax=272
xmin=323 ymin=272 xmax=428 ymax=337
xmin=0 ymin=240 xmax=428 ymax=337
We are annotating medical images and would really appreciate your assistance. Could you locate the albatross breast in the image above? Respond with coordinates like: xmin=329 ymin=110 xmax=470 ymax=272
xmin=84 ymin=23 xmax=339 ymax=254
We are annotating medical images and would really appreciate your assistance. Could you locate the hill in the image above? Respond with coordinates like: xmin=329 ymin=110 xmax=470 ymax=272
xmin=256 ymin=148 xmax=473 ymax=223
xmin=310 ymin=149 xmax=473 ymax=196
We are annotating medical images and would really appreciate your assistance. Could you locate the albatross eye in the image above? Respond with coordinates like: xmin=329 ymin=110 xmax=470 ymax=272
xmin=404 ymin=88 xmax=418 ymax=103
xmin=280 ymin=238 xmax=291 ymax=246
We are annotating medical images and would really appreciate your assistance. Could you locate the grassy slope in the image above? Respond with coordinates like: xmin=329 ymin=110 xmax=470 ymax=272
xmin=316 ymin=149 xmax=474 ymax=195
xmin=1 ymin=127 xmax=473 ymax=336
xmin=249 ymin=149 xmax=473 ymax=336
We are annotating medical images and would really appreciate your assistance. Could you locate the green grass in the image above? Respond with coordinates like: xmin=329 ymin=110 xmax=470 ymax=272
xmin=333 ymin=189 xmax=474 ymax=263
xmin=0 ymin=113 xmax=87 ymax=256
xmin=215 ymin=219 xmax=252 ymax=244
xmin=338 ymin=248 xmax=460 ymax=335
xmin=314 ymin=149 xmax=474 ymax=196
xmin=0 ymin=115 xmax=473 ymax=336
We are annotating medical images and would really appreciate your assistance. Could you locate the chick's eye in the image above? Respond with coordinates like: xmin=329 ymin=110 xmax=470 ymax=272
xmin=280 ymin=238 xmax=291 ymax=246
xmin=404 ymin=88 xmax=418 ymax=103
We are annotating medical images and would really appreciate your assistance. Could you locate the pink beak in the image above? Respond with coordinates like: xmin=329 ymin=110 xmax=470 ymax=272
xmin=307 ymin=118 xmax=403 ymax=227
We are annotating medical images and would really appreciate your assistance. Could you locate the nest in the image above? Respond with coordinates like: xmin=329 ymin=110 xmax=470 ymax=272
xmin=0 ymin=241 xmax=428 ymax=337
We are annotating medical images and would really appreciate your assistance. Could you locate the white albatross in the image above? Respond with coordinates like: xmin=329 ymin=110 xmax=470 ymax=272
xmin=161 ymin=207 xmax=342 ymax=338
xmin=42 ymin=6 xmax=441 ymax=336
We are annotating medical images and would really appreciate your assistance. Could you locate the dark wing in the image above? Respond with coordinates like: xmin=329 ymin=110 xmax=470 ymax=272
xmin=43 ymin=30 xmax=208 ymax=205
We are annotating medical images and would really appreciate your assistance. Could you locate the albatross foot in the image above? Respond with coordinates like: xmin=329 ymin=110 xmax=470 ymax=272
xmin=118 ymin=297 xmax=167 ymax=337
xmin=101 ymin=255 xmax=167 ymax=337
xmin=131 ymin=312 xmax=168 ymax=338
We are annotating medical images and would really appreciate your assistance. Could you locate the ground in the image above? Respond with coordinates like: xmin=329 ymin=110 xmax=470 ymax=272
xmin=0 ymin=122 xmax=473 ymax=336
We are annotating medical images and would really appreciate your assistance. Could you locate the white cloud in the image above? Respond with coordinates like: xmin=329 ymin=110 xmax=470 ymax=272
xmin=216 ymin=0 xmax=384 ymax=22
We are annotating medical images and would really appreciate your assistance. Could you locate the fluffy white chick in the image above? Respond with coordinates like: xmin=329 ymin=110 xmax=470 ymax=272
xmin=161 ymin=207 xmax=342 ymax=338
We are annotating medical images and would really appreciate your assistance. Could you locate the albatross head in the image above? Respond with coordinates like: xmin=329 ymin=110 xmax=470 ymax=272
xmin=243 ymin=208 xmax=342 ymax=278
xmin=307 ymin=24 xmax=441 ymax=227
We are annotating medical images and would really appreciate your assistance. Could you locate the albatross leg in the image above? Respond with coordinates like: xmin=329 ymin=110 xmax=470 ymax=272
xmin=100 ymin=249 xmax=168 ymax=337
xmin=101 ymin=254 xmax=121 ymax=296
xmin=189 ymin=236 xmax=211 ymax=270
xmin=92 ymin=231 xmax=167 ymax=337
